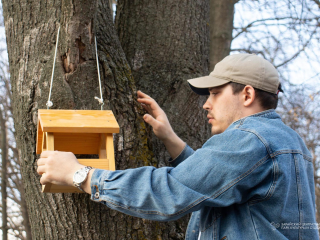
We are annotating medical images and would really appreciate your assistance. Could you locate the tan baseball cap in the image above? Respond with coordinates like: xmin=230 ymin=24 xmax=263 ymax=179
xmin=188 ymin=54 xmax=280 ymax=95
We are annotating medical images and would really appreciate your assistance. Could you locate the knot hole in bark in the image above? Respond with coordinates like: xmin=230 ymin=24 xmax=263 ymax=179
xmin=62 ymin=48 xmax=75 ymax=74
xmin=62 ymin=38 xmax=86 ymax=74
xmin=75 ymin=37 xmax=86 ymax=64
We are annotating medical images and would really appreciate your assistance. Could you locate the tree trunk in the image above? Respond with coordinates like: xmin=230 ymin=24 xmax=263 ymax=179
xmin=209 ymin=0 xmax=236 ymax=71
xmin=2 ymin=0 xmax=235 ymax=239
xmin=0 ymin=108 xmax=8 ymax=240
xmin=115 ymin=0 xmax=211 ymax=237
xmin=115 ymin=0 xmax=211 ymax=164
xmin=19 ymin=177 xmax=32 ymax=240
xmin=1 ymin=0 xmax=162 ymax=238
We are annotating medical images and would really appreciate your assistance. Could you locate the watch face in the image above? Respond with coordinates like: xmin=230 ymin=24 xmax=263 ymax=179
xmin=74 ymin=170 xmax=87 ymax=184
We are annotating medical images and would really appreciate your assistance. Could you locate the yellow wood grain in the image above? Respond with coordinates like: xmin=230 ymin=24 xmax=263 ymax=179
xmin=78 ymin=159 xmax=110 ymax=169
xmin=106 ymin=134 xmax=116 ymax=171
xmin=36 ymin=120 xmax=43 ymax=154
xmin=42 ymin=132 xmax=46 ymax=151
xmin=53 ymin=132 xmax=100 ymax=154
xmin=38 ymin=109 xmax=120 ymax=133
xmin=99 ymin=133 xmax=107 ymax=159
xmin=47 ymin=132 xmax=54 ymax=150
xmin=37 ymin=109 xmax=119 ymax=193
xmin=42 ymin=133 xmax=55 ymax=192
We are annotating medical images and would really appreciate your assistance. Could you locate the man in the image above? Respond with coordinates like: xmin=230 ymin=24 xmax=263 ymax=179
xmin=37 ymin=54 xmax=318 ymax=239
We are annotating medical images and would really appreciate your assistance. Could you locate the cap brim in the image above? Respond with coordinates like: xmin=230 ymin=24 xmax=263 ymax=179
xmin=187 ymin=76 xmax=230 ymax=95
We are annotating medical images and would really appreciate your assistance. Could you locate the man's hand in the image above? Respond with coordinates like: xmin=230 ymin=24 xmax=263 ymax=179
xmin=137 ymin=90 xmax=175 ymax=141
xmin=137 ymin=90 xmax=186 ymax=159
xmin=37 ymin=151 xmax=84 ymax=186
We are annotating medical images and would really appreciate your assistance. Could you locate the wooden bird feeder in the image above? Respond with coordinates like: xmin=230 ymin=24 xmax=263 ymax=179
xmin=36 ymin=109 xmax=120 ymax=193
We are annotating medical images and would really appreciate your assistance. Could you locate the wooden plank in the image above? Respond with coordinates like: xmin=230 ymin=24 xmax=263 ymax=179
xmin=42 ymin=133 xmax=54 ymax=192
xmin=36 ymin=119 xmax=43 ymax=154
xmin=42 ymin=132 xmax=47 ymax=151
xmin=99 ymin=133 xmax=107 ymax=159
xmin=39 ymin=132 xmax=101 ymax=154
xmin=53 ymin=133 xmax=100 ymax=154
xmin=47 ymin=185 xmax=82 ymax=193
xmin=42 ymin=176 xmax=52 ymax=192
xmin=78 ymin=159 xmax=110 ymax=169
xmin=47 ymin=132 xmax=54 ymax=150
xmin=38 ymin=109 xmax=119 ymax=133
xmin=106 ymin=134 xmax=116 ymax=171
xmin=44 ymin=159 xmax=110 ymax=193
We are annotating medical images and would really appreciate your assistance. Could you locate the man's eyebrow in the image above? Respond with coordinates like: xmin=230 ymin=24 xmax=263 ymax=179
xmin=208 ymin=86 xmax=223 ymax=91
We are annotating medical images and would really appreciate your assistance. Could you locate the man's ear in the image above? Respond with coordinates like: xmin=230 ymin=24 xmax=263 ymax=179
xmin=242 ymin=85 xmax=256 ymax=107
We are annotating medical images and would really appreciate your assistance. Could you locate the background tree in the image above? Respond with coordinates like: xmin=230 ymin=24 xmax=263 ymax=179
xmin=209 ymin=0 xmax=237 ymax=70
xmin=0 ymin=4 xmax=32 ymax=236
xmin=0 ymin=59 xmax=31 ymax=239
xmin=0 ymin=105 xmax=8 ymax=240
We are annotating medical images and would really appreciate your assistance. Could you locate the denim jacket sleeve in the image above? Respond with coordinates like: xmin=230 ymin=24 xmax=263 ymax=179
xmin=168 ymin=144 xmax=195 ymax=167
xmin=90 ymin=128 xmax=270 ymax=221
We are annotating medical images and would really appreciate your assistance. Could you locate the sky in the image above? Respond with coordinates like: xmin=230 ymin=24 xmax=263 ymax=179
xmin=233 ymin=0 xmax=320 ymax=89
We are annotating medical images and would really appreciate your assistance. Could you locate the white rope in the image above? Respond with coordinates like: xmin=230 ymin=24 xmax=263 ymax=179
xmin=46 ymin=28 xmax=104 ymax=110
xmin=94 ymin=36 xmax=104 ymax=110
xmin=47 ymin=25 xmax=60 ymax=109
xmin=94 ymin=96 xmax=104 ymax=105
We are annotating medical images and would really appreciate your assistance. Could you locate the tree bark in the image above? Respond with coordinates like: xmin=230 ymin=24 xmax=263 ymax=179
xmin=1 ymin=0 xmax=235 ymax=238
xmin=209 ymin=0 xmax=236 ymax=71
xmin=1 ymin=0 xmax=161 ymax=238
xmin=0 ymin=108 xmax=8 ymax=240
xmin=115 ymin=0 xmax=211 ymax=165
xmin=19 ymin=174 xmax=32 ymax=240
xmin=115 ymin=0 xmax=211 ymax=237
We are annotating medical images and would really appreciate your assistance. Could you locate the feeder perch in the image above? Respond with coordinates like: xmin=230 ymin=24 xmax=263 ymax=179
xmin=36 ymin=109 xmax=120 ymax=193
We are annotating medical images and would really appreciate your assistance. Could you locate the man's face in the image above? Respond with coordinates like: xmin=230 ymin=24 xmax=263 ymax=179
xmin=203 ymin=84 xmax=242 ymax=135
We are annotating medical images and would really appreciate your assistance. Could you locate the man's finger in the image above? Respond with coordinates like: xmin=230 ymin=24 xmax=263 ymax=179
xmin=137 ymin=90 xmax=150 ymax=99
xmin=140 ymin=103 xmax=149 ymax=111
xmin=143 ymin=114 xmax=159 ymax=128
xmin=37 ymin=157 xmax=48 ymax=166
xmin=137 ymin=97 xmax=153 ymax=105
xmin=137 ymin=98 xmax=159 ymax=111
xmin=37 ymin=165 xmax=46 ymax=175
xmin=139 ymin=101 xmax=153 ymax=113
xmin=40 ymin=173 xmax=48 ymax=185
xmin=40 ymin=151 xmax=55 ymax=158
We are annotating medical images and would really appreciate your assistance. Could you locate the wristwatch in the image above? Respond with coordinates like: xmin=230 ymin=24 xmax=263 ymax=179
xmin=73 ymin=166 xmax=93 ymax=192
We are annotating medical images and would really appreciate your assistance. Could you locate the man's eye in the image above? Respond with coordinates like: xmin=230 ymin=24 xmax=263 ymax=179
xmin=210 ymin=92 xmax=218 ymax=95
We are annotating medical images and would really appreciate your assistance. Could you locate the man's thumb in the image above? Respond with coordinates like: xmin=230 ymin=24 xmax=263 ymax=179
xmin=143 ymin=114 xmax=156 ymax=126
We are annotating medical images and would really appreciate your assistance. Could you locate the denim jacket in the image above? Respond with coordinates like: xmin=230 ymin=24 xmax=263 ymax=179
xmin=90 ymin=110 xmax=318 ymax=239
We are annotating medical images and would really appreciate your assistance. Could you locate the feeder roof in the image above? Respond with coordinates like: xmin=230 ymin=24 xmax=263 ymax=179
xmin=37 ymin=109 xmax=120 ymax=133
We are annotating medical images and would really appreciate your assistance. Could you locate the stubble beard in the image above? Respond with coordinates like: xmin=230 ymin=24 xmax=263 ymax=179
xmin=210 ymin=111 xmax=240 ymax=136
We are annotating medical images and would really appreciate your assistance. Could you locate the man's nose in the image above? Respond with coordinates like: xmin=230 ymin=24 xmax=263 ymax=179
xmin=203 ymin=98 xmax=211 ymax=110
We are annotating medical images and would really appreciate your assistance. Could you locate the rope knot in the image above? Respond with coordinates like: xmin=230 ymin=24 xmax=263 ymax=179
xmin=94 ymin=96 xmax=104 ymax=105
xmin=46 ymin=101 xmax=53 ymax=108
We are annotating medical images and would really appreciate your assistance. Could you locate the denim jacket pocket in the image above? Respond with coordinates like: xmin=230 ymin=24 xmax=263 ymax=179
xmin=199 ymin=207 xmax=222 ymax=239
